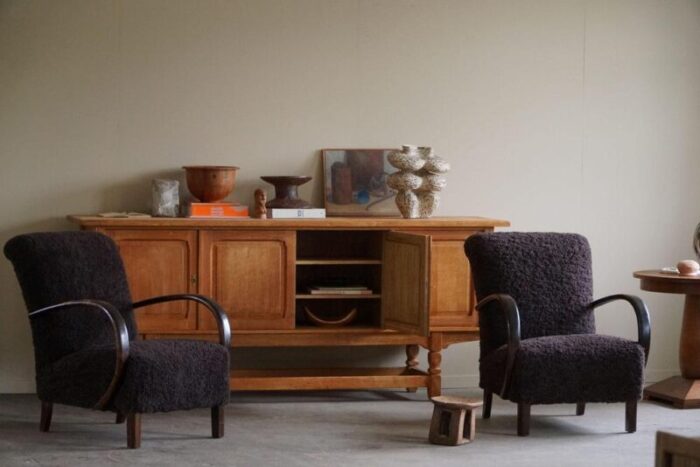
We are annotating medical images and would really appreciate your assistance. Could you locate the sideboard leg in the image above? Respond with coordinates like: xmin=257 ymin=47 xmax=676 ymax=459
xmin=428 ymin=333 xmax=443 ymax=398
xmin=405 ymin=344 xmax=420 ymax=392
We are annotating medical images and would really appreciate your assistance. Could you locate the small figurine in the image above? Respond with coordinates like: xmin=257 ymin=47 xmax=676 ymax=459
xmin=252 ymin=188 xmax=267 ymax=219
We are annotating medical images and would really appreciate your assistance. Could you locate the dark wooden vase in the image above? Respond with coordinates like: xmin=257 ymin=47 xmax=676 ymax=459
xmin=260 ymin=176 xmax=313 ymax=209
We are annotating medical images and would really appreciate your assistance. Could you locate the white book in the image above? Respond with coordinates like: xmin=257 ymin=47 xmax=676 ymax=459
xmin=269 ymin=208 xmax=326 ymax=219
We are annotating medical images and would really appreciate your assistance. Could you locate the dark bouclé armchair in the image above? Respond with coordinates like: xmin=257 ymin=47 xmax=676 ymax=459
xmin=464 ymin=232 xmax=650 ymax=436
xmin=4 ymin=231 xmax=231 ymax=448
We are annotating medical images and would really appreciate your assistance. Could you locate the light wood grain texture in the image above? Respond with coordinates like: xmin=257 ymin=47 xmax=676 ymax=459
xmin=69 ymin=215 xmax=510 ymax=230
xmin=635 ymin=270 xmax=700 ymax=408
xmin=381 ymin=232 xmax=430 ymax=336
xmin=199 ymin=230 xmax=295 ymax=330
xmin=656 ymin=431 xmax=700 ymax=467
xmin=229 ymin=367 xmax=428 ymax=391
xmin=108 ymin=230 xmax=197 ymax=332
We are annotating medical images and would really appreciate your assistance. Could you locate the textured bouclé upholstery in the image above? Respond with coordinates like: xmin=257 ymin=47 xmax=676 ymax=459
xmin=4 ymin=231 xmax=230 ymax=413
xmin=112 ymin=340 xmax=230 ymax=413
xmin=464 ymin=232 xmax=645 ymax=405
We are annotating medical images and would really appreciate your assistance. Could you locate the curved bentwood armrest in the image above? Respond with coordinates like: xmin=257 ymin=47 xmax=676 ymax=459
xmin=132 ymin=294 xmax=231 ymax=347
xmin=588 ymin=294 xmax=651 ymax=363
xmin=476 ymin=294 xmax=522 ymax=398
xmin=28 ymin=300 xmax=130 ymax=410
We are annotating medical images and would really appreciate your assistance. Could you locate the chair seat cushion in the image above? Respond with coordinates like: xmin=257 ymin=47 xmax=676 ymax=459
xmin=111 ymin=340 xmax=230 ymax=413
xmin=480 ymin=334 xmax=645 ymax=404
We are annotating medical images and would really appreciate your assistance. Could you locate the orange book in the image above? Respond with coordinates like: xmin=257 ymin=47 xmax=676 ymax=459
xmin=186 ymin=203 xmax=249 ymax=218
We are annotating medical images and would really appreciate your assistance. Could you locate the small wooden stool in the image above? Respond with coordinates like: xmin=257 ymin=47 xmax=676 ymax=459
xmin=429 ymin=396 xmax=483 ymax=446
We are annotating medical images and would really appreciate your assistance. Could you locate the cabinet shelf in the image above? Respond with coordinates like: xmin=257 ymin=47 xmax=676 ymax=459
xmin=296 ymin=258 xmax=382 ymax=265
xmin=296 ymin=294 xmax=381 ymax=300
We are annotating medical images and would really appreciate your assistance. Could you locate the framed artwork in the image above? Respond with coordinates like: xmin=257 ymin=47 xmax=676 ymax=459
xmin=321 ymin=148 xmax=399 ymax=217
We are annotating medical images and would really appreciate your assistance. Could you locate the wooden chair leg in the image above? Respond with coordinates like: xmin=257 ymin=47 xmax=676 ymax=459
xmin=576 ymin=402 xmax=586 ymax=416
xmin=626 ymin=400 xmax=637 ymax=433
xmin=40 ymin=401 xmax=53 ymax=432
xmin=483 ymin=390 xmax=493 ymax=419
xmin=517 ymin=402 xmax=530 ymax=437
xmin=127 ymin=413 xmax=141 ymax=449
xmin=211 ymin=406 xmax=224 ymax=439
xmin=116 ymin=412 xmax=126 ymax=424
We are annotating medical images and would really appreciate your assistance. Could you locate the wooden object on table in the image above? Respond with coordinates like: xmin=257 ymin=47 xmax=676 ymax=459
xmin=252 ymin=189 xmax=267 ymax=219
xmin=304 ymin=307 xmax=358 ymax=327
xmin=182 ymin=166 xmax=238 ymax=203
xmin=70 ymin=215 xmax=509 ymax=396
xmin=260 ymin=176 xmax=313 ymax=209
xmin=429 ymin=396 xmax=483 ymax=446
xmin=634 ymin=270 xmax=700 ymax=408
xmin=656 ymin=431 xmax=700 ymax=467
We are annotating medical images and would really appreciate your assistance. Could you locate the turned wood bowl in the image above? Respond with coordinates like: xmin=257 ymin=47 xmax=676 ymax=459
xmin=183 ymin=166 xmax=239 ymax=202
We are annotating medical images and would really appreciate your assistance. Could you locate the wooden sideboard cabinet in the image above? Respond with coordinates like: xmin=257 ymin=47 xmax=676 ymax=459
xmin=70 ymin=216 xmax=509 ymax=397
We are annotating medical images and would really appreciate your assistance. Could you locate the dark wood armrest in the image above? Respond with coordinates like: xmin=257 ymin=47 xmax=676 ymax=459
xmin=476 ymin=293 xmax=521 ymax=397
xmin=132 ymin=294 xmax=231 ymax=347
xmin=29 ymin=299 xmax=130 ymax=410
xmin=588 ymin=294 xmax=651 ymax=363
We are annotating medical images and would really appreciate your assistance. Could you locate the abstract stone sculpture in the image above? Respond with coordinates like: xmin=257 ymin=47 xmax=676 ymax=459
xmin=387 ymin=145 xmax=450 ymax=219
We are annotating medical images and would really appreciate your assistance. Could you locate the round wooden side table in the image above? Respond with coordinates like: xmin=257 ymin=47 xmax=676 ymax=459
xmin=634 ymin=270 xmax=700 ymax=408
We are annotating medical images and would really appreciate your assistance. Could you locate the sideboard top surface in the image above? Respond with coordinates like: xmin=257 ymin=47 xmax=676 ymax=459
xmin=68 ymin=215 xmax=510 ymax=230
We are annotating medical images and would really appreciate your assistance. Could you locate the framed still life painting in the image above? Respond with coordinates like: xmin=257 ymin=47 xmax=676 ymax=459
xmin=321 ymin=148 xmax=400 ymax=217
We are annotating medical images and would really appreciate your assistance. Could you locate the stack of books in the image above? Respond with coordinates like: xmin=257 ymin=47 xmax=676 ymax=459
xmin=307 ymin=285 xmax=373 ymax=295
xmin=185 ymin=202 xmax=249 ymax=218
xmin=268 ymin=208 xmax=326 ymax=219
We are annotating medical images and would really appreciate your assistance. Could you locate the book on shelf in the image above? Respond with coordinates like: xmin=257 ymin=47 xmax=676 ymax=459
xmin=185 ymin=202 xmax=249 ymax=218
xmin=307 ymin=285 xmax=373 ymax=295
xmin=268 ymin=208 xmax=326 ymax=219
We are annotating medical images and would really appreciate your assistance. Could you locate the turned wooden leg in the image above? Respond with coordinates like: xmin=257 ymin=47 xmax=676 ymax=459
xmin=405 ymin=344 xmax=419 ymax=392
xmin=517 ymin=402 xmax=530 ymax=437
xmin=576 ymin=402 xmax=586 ymax=416
xmin=127 ymin=413 xmax=141 ymax=449
xmin=428 ymin=333 xmax=443 ymax=398
xmin=483 ymin=390 xmax=493 ymax=419
xmin=116 ymin=412 xmax=126 ymax=424
xmin=40 ymin=401 xmax=53 ymax=432
xmin=626 ymin=400 xmax=637 ymax=433
xmin=211 ymin=406 xmax=224 ymax=439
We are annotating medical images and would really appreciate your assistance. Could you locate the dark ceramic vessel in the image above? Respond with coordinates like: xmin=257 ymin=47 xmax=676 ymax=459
xmin=260 ymin=176 xmax=313 ymax=209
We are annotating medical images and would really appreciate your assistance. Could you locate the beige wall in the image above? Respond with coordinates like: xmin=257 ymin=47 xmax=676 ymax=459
xmin=1 ymin=0 xmax=699 ymax=392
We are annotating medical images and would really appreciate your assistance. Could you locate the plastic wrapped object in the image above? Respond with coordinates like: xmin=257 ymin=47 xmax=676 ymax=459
xmin=152 ymin=179 xmax=180 ymax=217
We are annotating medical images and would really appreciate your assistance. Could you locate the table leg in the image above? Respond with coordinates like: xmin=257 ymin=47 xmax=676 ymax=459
xmin=644 ymin=294 xmax=700 ymax=408
xmin=428 ymin=333 xmax=443 ymax=398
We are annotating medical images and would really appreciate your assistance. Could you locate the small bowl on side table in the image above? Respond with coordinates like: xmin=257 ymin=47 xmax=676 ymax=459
xmin=183 ymin=166 xmax=239 ymax=202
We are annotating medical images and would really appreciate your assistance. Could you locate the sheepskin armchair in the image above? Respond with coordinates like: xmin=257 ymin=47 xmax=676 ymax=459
xmin=4 ymin=231 xmax=231 ymax=448
xmin=464 ymin=232 xmax=650 ymax=436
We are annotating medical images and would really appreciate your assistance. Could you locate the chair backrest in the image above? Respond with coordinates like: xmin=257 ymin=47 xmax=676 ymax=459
xmin=464 ymin=232 xmax=594 ymax=356
xmin=4 ymin=231 xmax=137 ymax=367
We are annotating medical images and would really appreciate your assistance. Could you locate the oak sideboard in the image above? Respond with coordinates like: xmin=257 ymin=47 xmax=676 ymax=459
xmin=69 ymin=215 xmax=509 ymax=397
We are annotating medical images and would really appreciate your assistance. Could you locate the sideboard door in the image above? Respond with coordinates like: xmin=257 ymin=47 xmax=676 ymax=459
xmin=108 ymin=229 xmax=198 ymax=332
xmin=198 ymin=230 xmax=296 ymax=330
xmin=381 ymin=231 xmax=431 ymax=336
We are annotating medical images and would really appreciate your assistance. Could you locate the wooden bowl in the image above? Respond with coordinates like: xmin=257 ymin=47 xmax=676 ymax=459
xmin=183 ymin=166 xmax=239 ymax=202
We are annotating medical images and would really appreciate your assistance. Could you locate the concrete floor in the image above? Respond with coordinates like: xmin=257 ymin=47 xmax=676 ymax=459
xmin=0 ymin=389 xmax=698 ymax=466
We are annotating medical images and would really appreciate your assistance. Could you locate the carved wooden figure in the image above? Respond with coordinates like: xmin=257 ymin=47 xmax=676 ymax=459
xmin=252 ymin=189 xmax=267 ymax=219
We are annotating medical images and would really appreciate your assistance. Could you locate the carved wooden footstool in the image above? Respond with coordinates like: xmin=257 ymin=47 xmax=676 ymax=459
xmin=429 ymin=396 xmax=483 ymax=446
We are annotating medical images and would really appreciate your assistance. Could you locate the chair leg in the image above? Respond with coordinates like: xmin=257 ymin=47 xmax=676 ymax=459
xmin=116 ymin=412 xmax=126 ymax=424
xmin=517 ymin=402 xmax=530 ymax=437
xmin=625 ymin=400 xmax=637 ymax=433
xmin=576 ymin=402 xmax=586 ymax=416
xmin=211 ymin=406 xmax=224 ymax=439
xmin=39 ymin=401 xmax=53 ymax=432
xmin=483 ymin=390 xmax=493 ymax=419
xmin=127 ymin=413 xmax=141 ymax=449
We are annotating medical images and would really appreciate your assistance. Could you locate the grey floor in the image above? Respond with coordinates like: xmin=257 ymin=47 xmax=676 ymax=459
xmin=0 ymin=389 xmax=698 ymax=467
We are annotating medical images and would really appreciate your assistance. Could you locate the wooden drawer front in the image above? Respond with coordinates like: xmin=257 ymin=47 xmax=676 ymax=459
xmin=199 ymin=231 xmax=295 ymax=330
xmin=108 ymin=229 xmax=198 ymax=332
xmin=427 ymin=231 xmax=478 ymax=330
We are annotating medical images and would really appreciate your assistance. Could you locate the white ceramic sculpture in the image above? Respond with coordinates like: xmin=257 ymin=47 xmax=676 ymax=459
xmin=387 ymin=145 xmax=450 ymax=219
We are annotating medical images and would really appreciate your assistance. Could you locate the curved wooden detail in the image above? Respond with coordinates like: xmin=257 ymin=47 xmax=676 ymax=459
xmin=304 ymin=307 xmax=357 ymax=328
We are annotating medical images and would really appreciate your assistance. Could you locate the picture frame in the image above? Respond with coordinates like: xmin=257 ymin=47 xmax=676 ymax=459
xmin=321 ymin=148 xmax=400 ymax=217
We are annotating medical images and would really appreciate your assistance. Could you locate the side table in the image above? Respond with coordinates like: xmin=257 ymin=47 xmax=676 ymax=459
xmin=634 ymin=270 xmax=700 ymax=408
